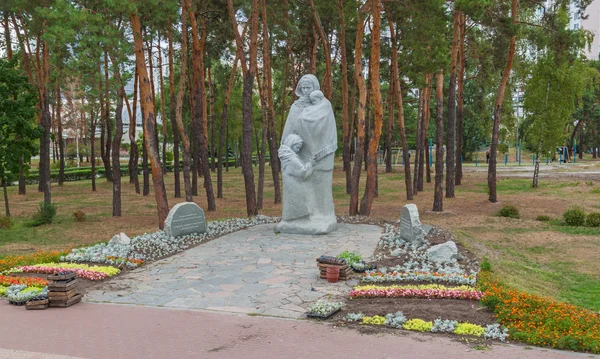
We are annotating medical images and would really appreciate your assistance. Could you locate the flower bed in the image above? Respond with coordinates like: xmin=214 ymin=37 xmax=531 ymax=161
xmin=5 ymin=285 xmax=48 ymax=304
xmin=478 ymin=270 xmax=600 ymax=354
xmin=346 ymin=312 xmax=508 ymax=341
xmin=361 ymin=270 xmax=477 ymax=286
xmin=0 ymin=250 xmax=70 ymax=273
xmin=306 ymin=300 xmax=343 ymax=319
xmin=13 ymin=263 xmax=120 ymax=281
xmin=350 ymin=285 xmax=484 ymax=301
xmin=61 ymin=215 xmax=279 ymax=266
xmin=0 ymin=275 xmax=48 ymax=287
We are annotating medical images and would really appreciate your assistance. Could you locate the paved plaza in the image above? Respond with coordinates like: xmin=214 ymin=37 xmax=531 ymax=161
xmin=85 ymin=223 xmax=382 ymax=318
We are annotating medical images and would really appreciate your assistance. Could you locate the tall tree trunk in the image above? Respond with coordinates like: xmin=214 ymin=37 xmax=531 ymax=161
xmin=446 ymin=10 xmax=460 ymax=198
xmin=308 ymin=0 xmax=332 ymax=98
xmin=103 ymin=51 xmax=112 ymax=182
xmin=388 ymin=13 xmax=413 ymax=200
xmin=488 ymin=0 xmax=518 ymax=203
xmin=112 ymin=85 xmax=124 ymax=217
xmin=168 ymin=23 xmax=181 ymax=198
xmin=455 ymin=13 xmax=466 ymax=186
xmin=2 ymin=176 xmax=9 ymax=217
xmin=129 ymin=66 xmax=140 ymax=193
xmin=338 ymin=0 xmax=352 ymax=192
xmin=55 ymin=78 xmax=65 ymax=186
xmin=359 ymin=0 xmax=382 ymax=216
xmin=39 ymin=39 xmax=51 ymax=204
xmin=227 ymin=0 xmax=257 ymax=216
xmin=146 ymin=35 xmax=160 ymax=169
xmin=218 ymin=54 xmax=240 ymax=198
xmin=424 ymin=76 xmax=432 ymax=184
xmin=185 ymin=0 xmax=216 ymax=211
xmin=385 ymin=85 xmax=394 ymax=173
xmin=157 ymin=36 xmax=168 ymax=174
xmin=417 ymin=77 xmax=429 ymax=192
xmin=131 ymin=11 xmax=170 ymax=228
xmin=3 ymin=13 xmax=12 ymax=60
xmin=433 ymin=71 xmax=445 ymax=212
xmin=349 ymin=13 xmax=366 ymax=216
xmin=90 ymin=100 xmax=97 ymax=192
xmin=208 ymin=67 xmax=216 ymax=173
xmin=414 ymin=80 xmax=425 ymax=194
xmin=260 ymin=0 xmax=281 ymax=204
xmin=174 ymin=10 xmax=193 ymax=202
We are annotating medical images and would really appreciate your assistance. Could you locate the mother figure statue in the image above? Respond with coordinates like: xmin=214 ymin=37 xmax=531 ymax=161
xmin=276 ymin=74 xmax=338 ymax=235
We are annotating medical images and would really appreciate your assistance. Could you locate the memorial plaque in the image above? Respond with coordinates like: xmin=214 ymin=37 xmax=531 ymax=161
xmin=399 ymin=204 xmax=425 ymax=245
xmin=164 ymin=203 xmax=206 ymax=238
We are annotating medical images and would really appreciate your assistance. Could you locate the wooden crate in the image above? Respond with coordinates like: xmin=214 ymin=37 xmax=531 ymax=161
xmin=26 ymin=299 xmax=49 ymax=310
xmin=48 ymin=278 xmax=78 ymax=291
xmin=49 ymin=289 xmax=77 ymax=301
xmin=49 ymin=293 xmax=83 ymax=308
xmin=47 ymin=272 xmax=76 ymax=281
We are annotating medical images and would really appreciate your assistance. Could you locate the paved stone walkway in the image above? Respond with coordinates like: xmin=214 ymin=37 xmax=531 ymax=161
xmin=85 ymin=223 xmax=382 ymax=318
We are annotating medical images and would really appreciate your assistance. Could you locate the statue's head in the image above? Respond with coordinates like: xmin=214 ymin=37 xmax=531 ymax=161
xmin=295 ymin=74 xmax=320 ymax=99
xmin=283 ymin=134 xmax=304 ymax=153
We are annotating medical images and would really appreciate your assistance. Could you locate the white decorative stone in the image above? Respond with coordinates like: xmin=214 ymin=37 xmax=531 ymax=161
xmin=164 ymin=202 xmax=206 ymax=238
xmin=109 ymin=232 xmax=131 ymax=245
xmin=400 ymin=204 xmax=424 ymax=245
xmin=426 ymin=241 xmax=458 ymax=263
xmin=277 ymin=74 xmax=338 ymax=235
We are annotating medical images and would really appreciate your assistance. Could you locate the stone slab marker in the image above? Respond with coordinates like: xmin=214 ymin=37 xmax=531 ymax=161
xmin=400 ymin=204 xmax=425 ymax=245
xmin=165 ymin=203 xmax=207 ymax=238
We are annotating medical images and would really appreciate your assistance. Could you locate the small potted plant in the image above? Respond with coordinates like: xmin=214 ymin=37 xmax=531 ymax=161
xmin=306 ymin=300 xmax=343 ymax=319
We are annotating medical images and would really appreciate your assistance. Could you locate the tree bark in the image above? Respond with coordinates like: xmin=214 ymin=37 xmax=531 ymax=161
xmin=112 ymin=84 xmax=124 ymax=217
xmin=338 ymin=0 xmax=352 ymax=189
xmin=446 ymin=10 xmax=460 ymax=198
xmin=260 ymin=0 xmax=281 ymax=205
xmin=39 ymin=39 xmax=51 ymax=204
xmin=55 ymin=78 xmax=65 ymax=186
xmin=359 ymin=0 xmax=382 ymax=216
xmin=157 ymin=37 xmax=168 ymax=173
xmin=2 ymin=176 xmax=8 ymax=216
xmin=488 ymin=0 xmax=518 ymax=203
xmin=455 ymin=13 xmax=466 ymax=186
xmin=103 ymin=51 xmax=113 ymax=182
xmin=227 ymin=0 xmax=258 ymax=216
xmin=424 ymin=76 xmax=432 ymax=184
xmin=168 ymin=22 xmax=180 ymax=198
xmin=387 ymin=14 xmax=413 ymax=200
xmin=308 ymin=0 xmax=333 ymax=98
xmin=90 ymin=99 xmax=97 ymax=192
xmin=218 ymin=54 xmax=240 ymax=198
xmin=385 ymin=85 xmax=394 ymax=173
xmin=174 ymin=10 xmax=193 ymax=202
xmin=433 ymin=71 xmax=445 ymax=212
xmin=185 ymin=0 xmax=216 ymax=211
xmin=3 ymin=13 xmax=12 ymax=60
xmin=349 ymin=13 xmax=366 ymax=216
xmin=131 ymin=10 xmax=170 ymax=229
xmin=130 ymin=66 xmax=140 ymax=193
xmin=208 ymin=67 xmax=216 ymax=173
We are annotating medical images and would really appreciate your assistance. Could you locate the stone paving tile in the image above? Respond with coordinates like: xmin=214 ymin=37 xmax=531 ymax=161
xmin=85 ymin=223 xmax=382 ymax=318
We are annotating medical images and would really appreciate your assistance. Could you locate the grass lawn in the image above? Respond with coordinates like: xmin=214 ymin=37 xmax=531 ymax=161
xmin=1 ymin=158 xmax=600 ymax=311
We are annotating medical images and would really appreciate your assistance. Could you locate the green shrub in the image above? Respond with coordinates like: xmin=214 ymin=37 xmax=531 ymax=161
xmin=497 ymin=205 xmax=520 ymax=219
xmin=563 ymin=206 xmax=585 ymax=226
xmin=585 ymin=212 xmax=600 ymax=227
xmin=536 ymin=215 xmax=551 ymax=222
xmin=165 ymin=151 xmax=174 ymax=163
xmin=480 ymin=258 xmax=492 ymax=272
xmin=0 ymin=216 xmax=13 ymax=229
xmin=31 ymin=202 xmax=57 ymax=226
xmin=337 ymin=251 xmax=362 ymax=266
xmin=73 ymin=210 xmax=86 ymax=222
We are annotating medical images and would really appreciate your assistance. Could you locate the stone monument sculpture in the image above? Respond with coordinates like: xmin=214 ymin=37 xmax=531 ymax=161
xmin=276 ymin=74 xmax=337 ymax=235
